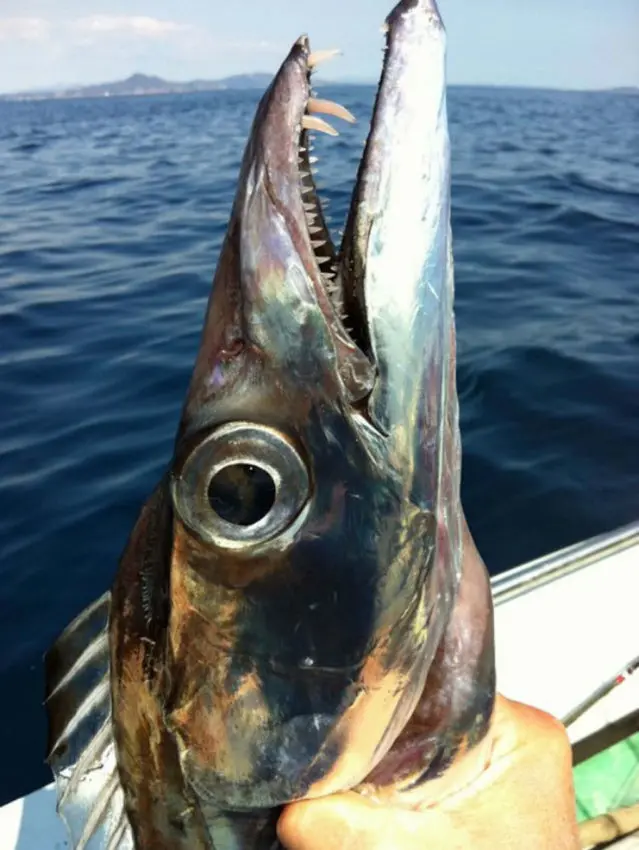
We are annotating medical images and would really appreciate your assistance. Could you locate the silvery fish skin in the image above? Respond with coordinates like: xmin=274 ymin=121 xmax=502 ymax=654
xmin=44 ymin=1 xmax=495 ymax=848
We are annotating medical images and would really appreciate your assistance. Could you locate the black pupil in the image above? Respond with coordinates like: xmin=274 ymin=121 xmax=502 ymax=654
xmin=208 ymin=464 xmax=276 ymax=527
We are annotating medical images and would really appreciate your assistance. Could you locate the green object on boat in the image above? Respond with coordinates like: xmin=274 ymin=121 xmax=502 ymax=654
xmin=574 ymin=732 xmax=639 ymax=822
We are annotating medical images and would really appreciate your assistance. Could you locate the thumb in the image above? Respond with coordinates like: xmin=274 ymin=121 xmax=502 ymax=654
xmin=277 ymin=791 xmax=446 ymax=850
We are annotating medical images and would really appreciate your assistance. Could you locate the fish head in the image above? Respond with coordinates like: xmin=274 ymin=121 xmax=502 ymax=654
xmin=164 ymin=0 xmax=462 ymax=811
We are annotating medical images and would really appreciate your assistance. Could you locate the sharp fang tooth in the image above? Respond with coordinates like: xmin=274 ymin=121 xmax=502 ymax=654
xmin=300 ymin=170 xmax=311 ymax=179
xmin=308 ymin=49 xmax=341 ymax=69
xmin=307 ymin=98 xmax=356 ymax=124
xmin=309 ymin=155 xmax=319 ymax=164
xmin=302 ymin=115 xmax=338 ymax=137
xmin=309 ymin=225 xmax=322 ymax=234
xmin=317 ymin=255 xmax=332 ymax=266
xmin=304 ymin=202 xmax=316 ymax=212
xmin=312 ymin=239 xmax=327 ymax=248
xmin=299 ymin=145 xmax=306 ymax=153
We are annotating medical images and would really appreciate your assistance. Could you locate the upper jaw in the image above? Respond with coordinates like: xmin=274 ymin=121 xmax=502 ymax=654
xmin=240 ymin=35 xmax=374 ymax=397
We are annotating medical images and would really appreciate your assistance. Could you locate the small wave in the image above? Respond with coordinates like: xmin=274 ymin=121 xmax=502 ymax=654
xmin=38 ymin=174 xmax=127 ymax=196
xmin=11 ymin=141 xmax=44 ymax=154
xmin=563 ymin=169 xmax=639 ymax=200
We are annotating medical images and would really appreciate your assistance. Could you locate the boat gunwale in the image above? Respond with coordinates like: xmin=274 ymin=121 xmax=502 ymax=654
xmin=491 ymin=520 xmax=639 ymax=606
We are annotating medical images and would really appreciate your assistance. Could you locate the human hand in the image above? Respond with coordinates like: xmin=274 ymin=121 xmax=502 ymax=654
xmin=278 ymin=694 xmax=581 ymax=850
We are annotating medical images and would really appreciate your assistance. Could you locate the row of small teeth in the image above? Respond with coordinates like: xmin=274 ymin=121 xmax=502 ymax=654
xmin=300 ymin=51 xmax=355 ymax=290
xmin=300 ymin=149 xmax=338 ymax=287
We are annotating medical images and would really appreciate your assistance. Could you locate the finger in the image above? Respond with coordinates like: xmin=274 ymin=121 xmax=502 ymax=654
xmin=487 ymin=695 xmax=573 ymax=766
xmin=432 ymin=697 xmax=581 ymax=849
xmin=426 ymin=696 xmax=574 ymax=806
xmin=278 ymin=792 xmax=439 ymax=850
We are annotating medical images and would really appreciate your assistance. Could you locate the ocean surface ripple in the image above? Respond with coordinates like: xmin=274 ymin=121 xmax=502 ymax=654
xmin=0 ymin=85 xmax=637 ymax=803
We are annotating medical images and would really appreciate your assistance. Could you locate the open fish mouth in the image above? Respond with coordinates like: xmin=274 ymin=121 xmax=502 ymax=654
xmin=182 ymin=0 xmax=453 ymax=493
xmin=281 ymin=41 xmax=374 ymax=363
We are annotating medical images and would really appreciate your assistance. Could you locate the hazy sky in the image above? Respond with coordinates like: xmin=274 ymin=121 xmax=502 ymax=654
xmin=1 ymin=0 xmax=637 ymax=93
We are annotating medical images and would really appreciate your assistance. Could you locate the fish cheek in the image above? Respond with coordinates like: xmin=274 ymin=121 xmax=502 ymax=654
xmin=166 ymin=657 xmax=274 ymax=797
xmin=109 ymin=485 xmax=211 ymax=849
xmin=164 ymin=526 xmax=273 ymax=789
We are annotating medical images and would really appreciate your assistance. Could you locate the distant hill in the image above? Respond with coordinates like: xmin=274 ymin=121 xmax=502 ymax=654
xmin=0 ymin=72 xmax=276 ymax=102
xmin=3 ymin=73 xmax=633 ymax=102
xmin=608 ymin=86 xmax=639 ymax=95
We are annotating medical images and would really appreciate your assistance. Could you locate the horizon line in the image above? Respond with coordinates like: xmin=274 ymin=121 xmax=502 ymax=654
xmin=1 ymin=71 xmax=636 ymax=99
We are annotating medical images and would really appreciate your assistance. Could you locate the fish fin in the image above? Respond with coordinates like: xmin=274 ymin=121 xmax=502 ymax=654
xmin=45 ymin=592 xmax=135 ymax=850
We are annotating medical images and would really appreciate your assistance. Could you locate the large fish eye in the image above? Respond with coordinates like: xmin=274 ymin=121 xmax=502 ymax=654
xmin=172 ymin=422 xmax=310 ymax=550
xmin=208 ymin=464 xmax=276 ymax=527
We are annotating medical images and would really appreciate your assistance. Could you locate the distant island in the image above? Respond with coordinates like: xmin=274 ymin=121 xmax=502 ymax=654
xmin=0 ymin=72 xmax=277 ymax=102
xmin=2 ymin=74 xmax=636 ymax=102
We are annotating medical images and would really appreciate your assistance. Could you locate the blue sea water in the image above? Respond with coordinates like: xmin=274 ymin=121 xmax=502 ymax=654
xmin=0 ymin=85 xmax=637 ymax=804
